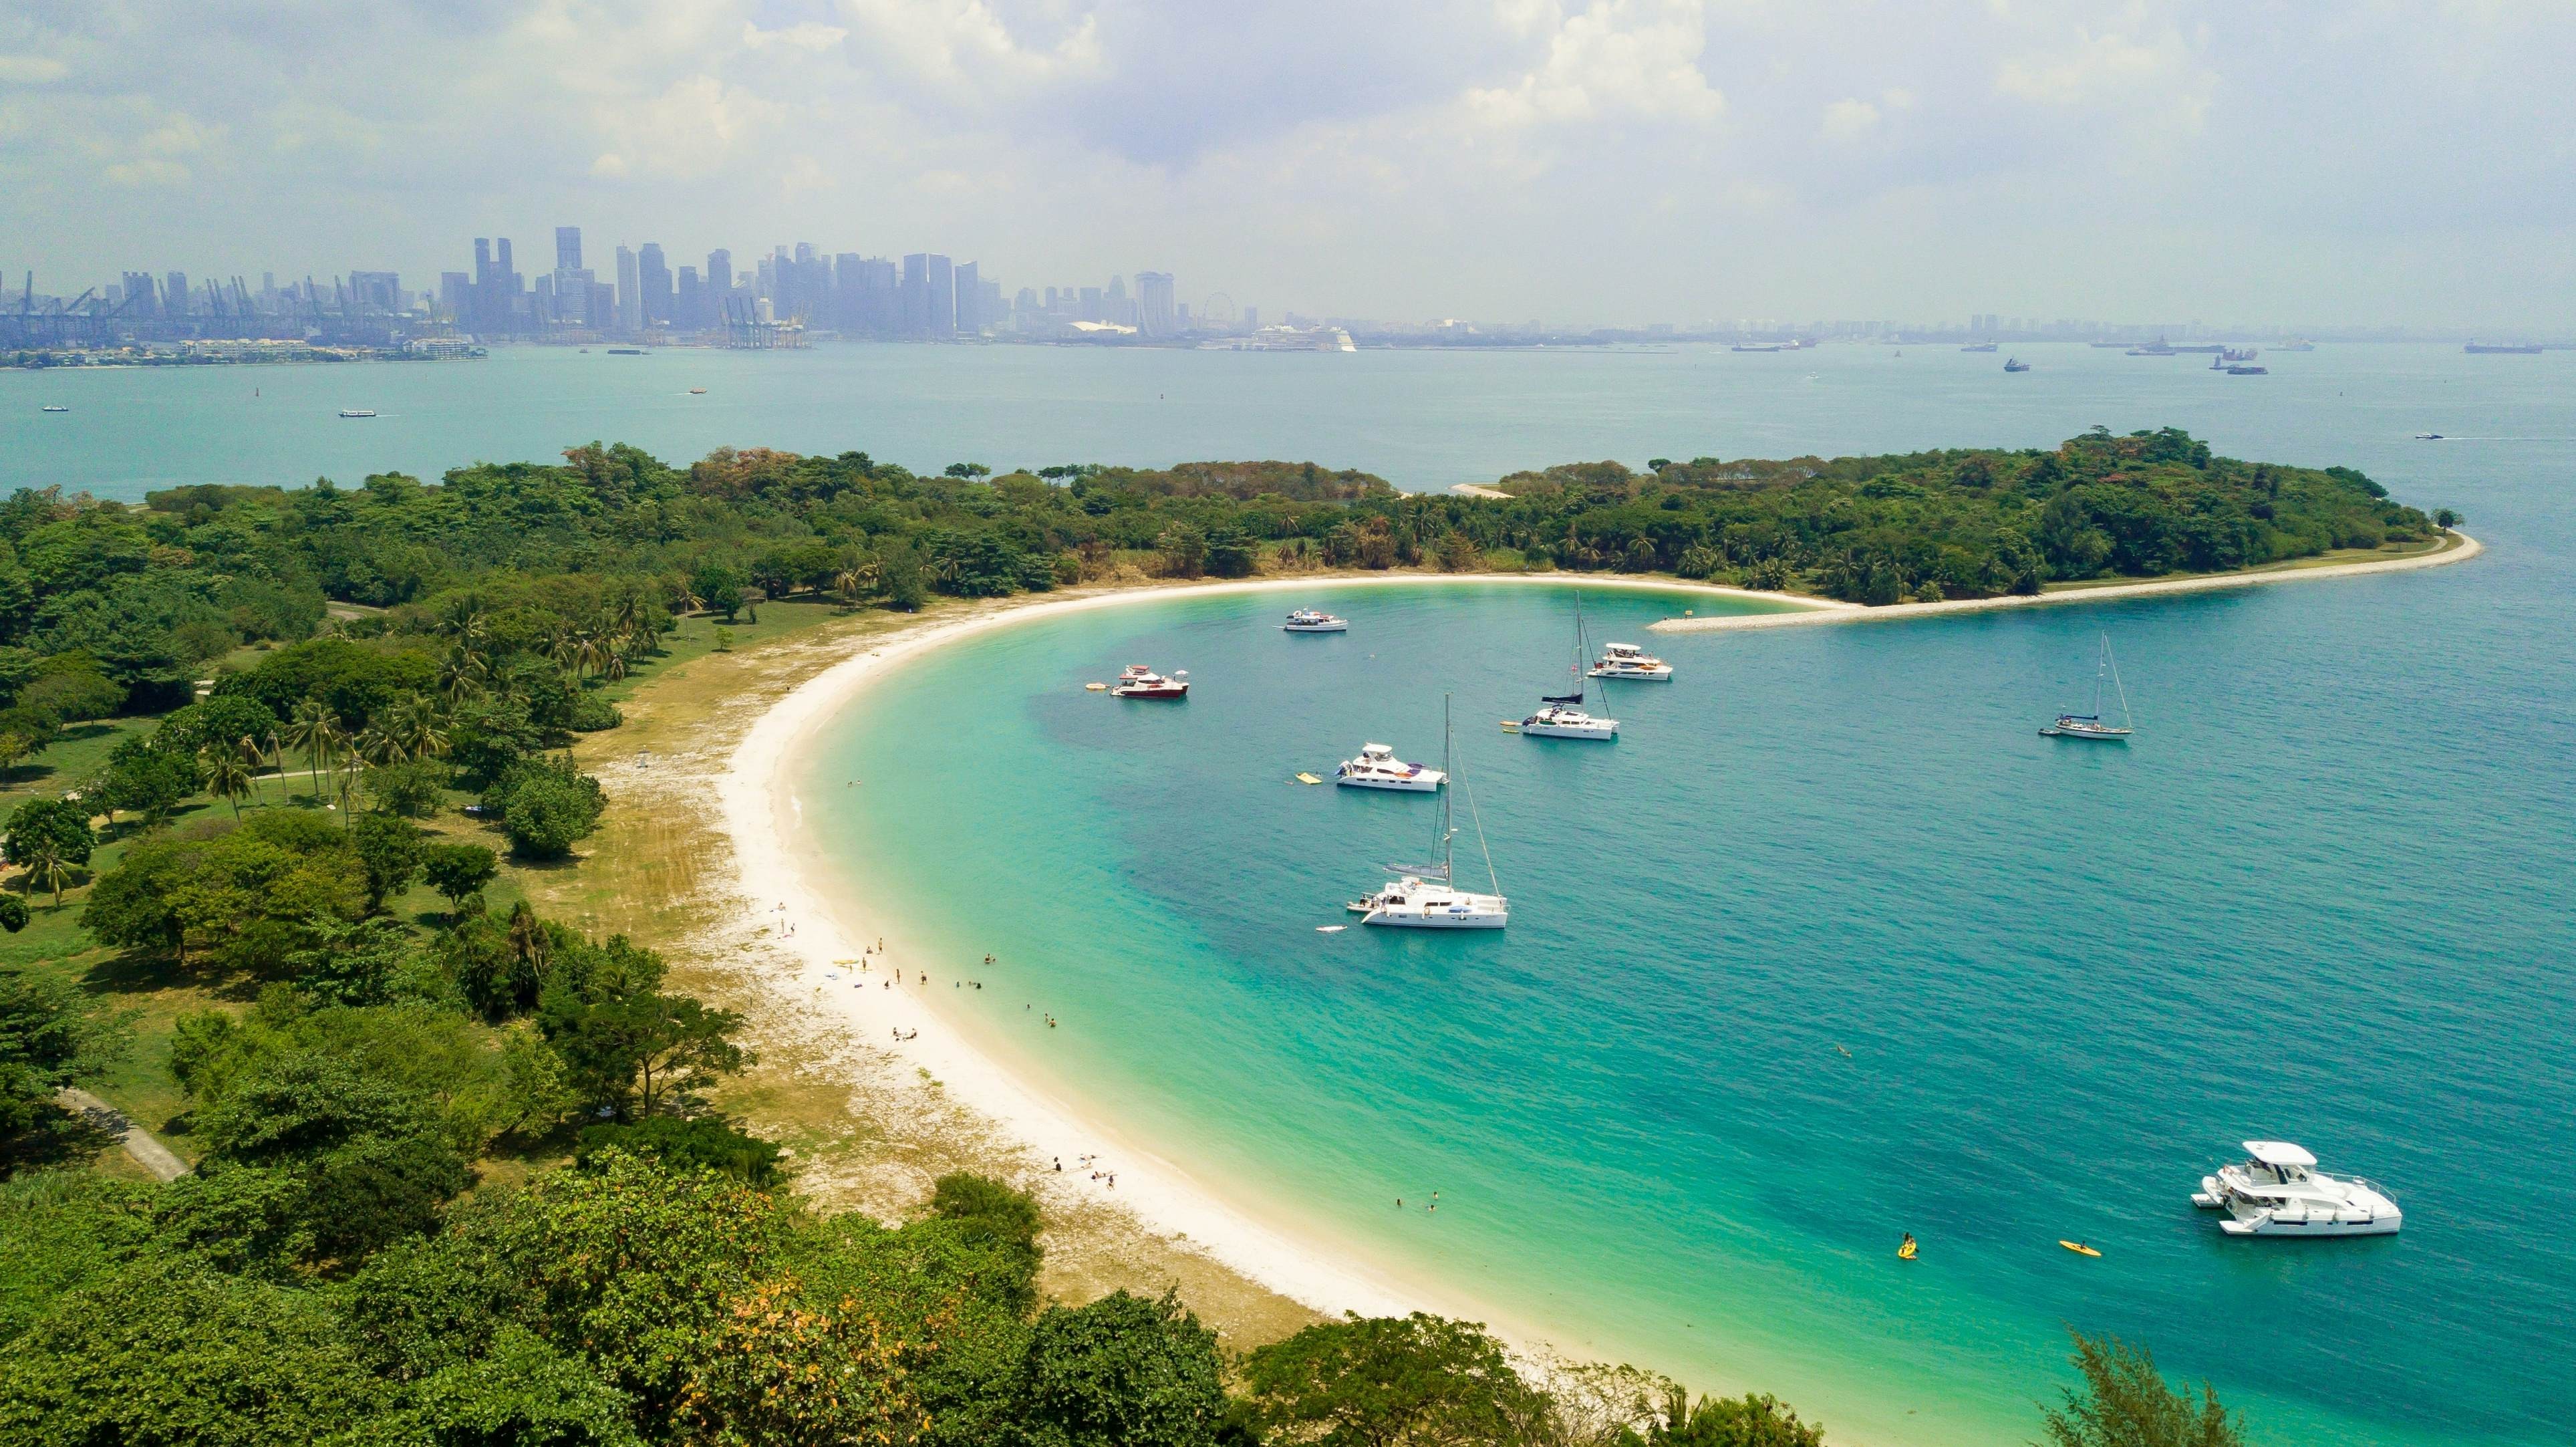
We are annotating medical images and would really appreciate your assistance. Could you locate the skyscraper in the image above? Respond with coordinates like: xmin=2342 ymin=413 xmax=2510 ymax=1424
xmin=954 ymin=262 xmax=981 ymax=334
xmin=900 ymin=254 xmax=956 ymax=336
xmin=164 ymin=272 xmax=190 ymax=317
xmin=638 ymin=243 xmax=670 ymax=326
xmin=615 ymin=246 xmax=641 ymax=333
xmin=1135 ymin=271 xmax=1175 ymax=338
xmin=706 ymin=249 xmax=732 ymax=299
xmin=677 ymin=266 xmax=702 ymax=330
xmin=557 ymin=227 xmax=582 ymax=273
xmin=122 ymin=271 xmax=158 ymax=319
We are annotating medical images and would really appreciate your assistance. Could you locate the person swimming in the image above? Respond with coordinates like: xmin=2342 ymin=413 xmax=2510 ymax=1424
xmin=1898 ymin=1233 xmax=1919 ymax=1261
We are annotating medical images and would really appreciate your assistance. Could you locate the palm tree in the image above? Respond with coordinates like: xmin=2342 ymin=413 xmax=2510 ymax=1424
xmin=23 ymin=838 xmax=72 ymax=906
xmin=435 ymin=595 xmax=490 ymax=646
xmin=832 ymin=561 xmax=879 ymax=606
xmin=280 ymin=700 xmax=345 ymax=804
xmin=356 ymin=722 xmax=410 ymax=770
xmin=197 ymin=740 xmax=255 ymax=819
xmin=436 ymin=646 xmax=490 ymax=705
xmin=390 ymin=696 xmax=449 ymax=761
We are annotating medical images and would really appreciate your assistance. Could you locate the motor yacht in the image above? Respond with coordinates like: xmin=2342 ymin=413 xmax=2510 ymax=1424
xmin=1109 ymin=664 xmax=1189 ymax=699
xmin=1589 ymin=642 xmax=1673 ymax=680
xmin=1350 ymin=698 xmax=1506 ymax=929
xmin=2192 ymin=1141 xmax=2402 ymax=1236
xmin=1281 ymin=608 xmax=1349 ymax=633
xmin=1520 ymin=703 xmax=1618 ymax=739
xmin=1335 ymin=743 xmax=1445 ymax=792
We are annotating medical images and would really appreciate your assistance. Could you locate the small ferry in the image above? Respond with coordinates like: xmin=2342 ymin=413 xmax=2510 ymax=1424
xmin=1589 ymin=642 xmax=1673 ymax=680
xmin=39 ymin=404 xmax=69 ymax=413
xmin=1109 ymin=664 xmax=1189 ymax=700
xmin=1960 ymin=342 xmax=1999 ymax=352
xmin=1335 ymin=743 xmax=1445 ymax=792
xmin=689 ymin=387 xmax=708 ymax=394
xmin=2003 ymin=357 xmax=2031 ymax=372
xmin=2225 ymin=364 xmax=2269 ymax=376
xmin=337 ymin=409 xmax=377 ymax=418
xmin=1281 ymin=608 xmax=1349 ymax=633
xmin=2194 ymin=1141 xmax=2402 ymax=1237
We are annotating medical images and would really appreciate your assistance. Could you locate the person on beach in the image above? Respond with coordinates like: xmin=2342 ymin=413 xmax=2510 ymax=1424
xmin=1054 ymin=1158 xmax=1062 ymax=1172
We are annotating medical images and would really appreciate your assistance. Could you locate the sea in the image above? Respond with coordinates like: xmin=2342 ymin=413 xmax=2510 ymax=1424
xmin=10 ymin=342 xmax=2571 ymax=1444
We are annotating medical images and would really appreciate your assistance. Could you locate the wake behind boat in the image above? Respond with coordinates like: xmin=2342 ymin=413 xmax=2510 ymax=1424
xmin=1336 ymin=743 xmax=1444 ymax=792
xmin=2041 ymin=636 xmax=2134 ymax=741
xmin=2193 ymin=1141 xmax=2402 ymax=1236
xmin=1350 ymin=697 xmax=1506 ymax=928
xmin=1281 ymin=608 xmax=1349 ymax=633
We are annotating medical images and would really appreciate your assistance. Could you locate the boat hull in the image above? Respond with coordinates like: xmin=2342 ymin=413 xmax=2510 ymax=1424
xmin=1112 ymin=686 xmax=1188 ymax=700
xmin=2218 ymin=1213 xmax=2402 ymax=1237
xmin=1363 ymin=906 xmax=1508 ymax=929
xmin=1282 ymin=623 xmax=1348 ymax=633
xmin=1336 ymin=774 xmax=1442 ymax=792
xmin=1521 ymin=720 xmax=1617 ymax=739
xmin=1588 ymin=666 xmax=1672 ymax=681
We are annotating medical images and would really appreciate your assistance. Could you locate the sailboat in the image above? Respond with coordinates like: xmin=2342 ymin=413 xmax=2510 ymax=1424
xmin=2040 ymin=636 xmax=2135 ymax=741
xmin=1350 ymin=696 xmax=1508 ymax=928
xmin=1518 ymin=593 xmax=1618 ymax=739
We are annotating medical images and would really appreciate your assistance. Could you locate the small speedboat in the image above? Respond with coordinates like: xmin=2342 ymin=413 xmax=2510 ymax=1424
xmin=1109 ymin=664 xmax=1188 ymax=699
xmin=2193 ymin=1141 xmax=2402 ymax=1237
xmin=39 ymin=404 xmax=69 ymax=413
xmin=2414 ymin=432 xmax=2444 ymax=440
xmin=1281 ymin=608 xmax=1348 ymax=633
xmin=2003 ymin=358 xmax=2031 ymax=372
xmin=689 ymin=387 xmax=708 ymax=394
xmin=337 ymin=408 xmax=377 ymax=418
xmin=1589 ymin=642 xmax=1673 ymax=680
xmin=1335 ymin=743 xmax=1445 ymax=792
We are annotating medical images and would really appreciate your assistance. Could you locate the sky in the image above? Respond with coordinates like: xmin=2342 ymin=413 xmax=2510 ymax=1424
xmin=3 ymin=0 xmax=2572 ymax=328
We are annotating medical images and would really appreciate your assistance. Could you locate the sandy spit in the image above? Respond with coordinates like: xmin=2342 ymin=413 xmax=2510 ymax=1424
xmin=1647 ymin=533 xmax=2481 ymax=634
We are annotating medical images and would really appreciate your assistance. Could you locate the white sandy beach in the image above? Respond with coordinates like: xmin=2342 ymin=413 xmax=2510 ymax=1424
xmin=1648 ymin=532 xmax=2481 ymax=633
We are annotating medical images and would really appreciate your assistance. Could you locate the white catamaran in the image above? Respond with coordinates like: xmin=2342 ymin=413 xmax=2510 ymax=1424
xmin=1350 ymin=696 xmax=1508 ymax=928
xmin=2041 ymin=636 xmax=2134 ymax=741
xmin=1516 ymin=594 xmax=1619 ymax=739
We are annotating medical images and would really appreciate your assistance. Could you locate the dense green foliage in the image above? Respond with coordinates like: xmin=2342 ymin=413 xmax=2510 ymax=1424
xmin=2039 ymin=1331 xmax=2244 ymax=1447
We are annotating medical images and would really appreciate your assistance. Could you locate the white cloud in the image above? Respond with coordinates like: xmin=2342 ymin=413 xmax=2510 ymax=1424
xmin=0 ymin=54 xmax=70 ymax=84
xmin=1466 ymin=0 xmax=1725 ymax=128
xmin=1820 ymin=98 xmax=1880 ymax=138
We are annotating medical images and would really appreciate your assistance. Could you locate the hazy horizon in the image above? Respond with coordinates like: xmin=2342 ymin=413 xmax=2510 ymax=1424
xmin=4 ymin=1 xmax=2571 ymax=328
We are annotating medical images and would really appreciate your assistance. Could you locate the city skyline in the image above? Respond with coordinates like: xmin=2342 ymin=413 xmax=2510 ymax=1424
xmin=1 ymin=4 xmax=2569 ymax=330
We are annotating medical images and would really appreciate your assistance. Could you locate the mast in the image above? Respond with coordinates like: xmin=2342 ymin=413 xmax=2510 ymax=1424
xmin=1440 ymin=694 xmax=1455 ymax=881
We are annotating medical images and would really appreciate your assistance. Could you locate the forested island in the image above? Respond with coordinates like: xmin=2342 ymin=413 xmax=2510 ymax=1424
xmin=0 ymin=426 xmax=2395 ymax=1444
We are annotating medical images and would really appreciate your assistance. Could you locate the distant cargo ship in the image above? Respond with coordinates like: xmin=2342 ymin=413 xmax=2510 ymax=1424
xmin=1961 ymin=342 xmax=1998 ymax=352
xmin=607 ymin=347 xmax=647 ymax=355
xmin=2464 ymin=342 xmax=2542 ymax=354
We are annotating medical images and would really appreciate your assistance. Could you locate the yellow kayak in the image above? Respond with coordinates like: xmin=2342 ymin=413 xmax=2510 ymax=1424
xmin=1896 ymin=1240 xmax=1918 ymax=1261
xmin=1084 ymin=682 xmax=1108 ymax=691
xmin=2059 ymin=1240 xmax=2101 ymax=1257
xmin=1294 ymin=773 xmax=1323 ymax=785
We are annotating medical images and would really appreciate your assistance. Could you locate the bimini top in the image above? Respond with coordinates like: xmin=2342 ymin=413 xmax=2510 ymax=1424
xmin=2244 ymin=1141 xmax=2319 ymax=1168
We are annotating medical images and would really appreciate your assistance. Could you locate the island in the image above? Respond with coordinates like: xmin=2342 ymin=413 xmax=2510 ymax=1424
xmin=0 ymin=426 xmax=2438 ymax=1446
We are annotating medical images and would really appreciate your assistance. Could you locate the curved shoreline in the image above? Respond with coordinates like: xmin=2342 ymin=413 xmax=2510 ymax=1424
xmin=1648 ymin=531 xmax=2481 ymax=633
xmin=713 ymin=539 xmax=2483 ymax=1369
xmin=716 ymin=573 xmax=1783 ymax=1333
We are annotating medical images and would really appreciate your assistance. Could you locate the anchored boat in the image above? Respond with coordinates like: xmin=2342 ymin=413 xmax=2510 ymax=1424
xmin=2193 ymin=1141 xmax=2402 ymax=1237
xmin=1350 ymin=697 xmax=1507 ymax=929
xmin=2041 ymin=636 xmax=2134 ymax=741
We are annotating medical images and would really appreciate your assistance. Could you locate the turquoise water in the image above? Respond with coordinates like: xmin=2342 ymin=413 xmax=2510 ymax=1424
xmin=15 ymin=340 xmax=2571 ymax=1442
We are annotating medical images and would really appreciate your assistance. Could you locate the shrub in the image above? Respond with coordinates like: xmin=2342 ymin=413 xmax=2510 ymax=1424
xmin=575 ymin=1115 xmax=783 ymax=1186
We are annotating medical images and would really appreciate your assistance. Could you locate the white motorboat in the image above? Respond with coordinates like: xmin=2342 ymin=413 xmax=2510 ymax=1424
xmin=1589 ymin=642 xmax=1673 ymax=680
xmin=337 ymin=408 xmax=377 ymax=418
xmin=2040 ymin=635 xmax=2134 ymax=741
xmin=1352 ymin=697 xmax=1507 ymax=929
xmin=1282 ymin=608 xmax=1349 ymax=633
xmin=2192 ymin=1141 xmax=2401 ymax=1237
xmin=1336 ymin=743 xmax=1445 ymax=792
xmin=1521 ymin=595 xmax=1618 ymax=739
xmin=1520 ymin=704 xmax=1617 ymax=739
xmin=1110 ymin=664 xmax=1189 ymax=699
